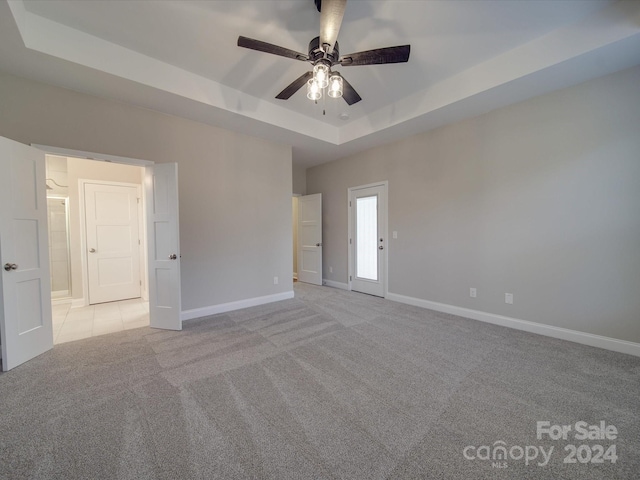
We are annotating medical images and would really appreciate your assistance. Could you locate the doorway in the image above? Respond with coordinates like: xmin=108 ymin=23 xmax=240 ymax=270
xmin=2 ymin=137 xmax=183 ymax=370
xmin=292 ymin=195 xmax=299 ymax=282
xmin=348 ymin=182 xmax=388 ymax=297
xmin=297 ymin=193 xmax=323 ymax=285
xmin=45 ymin=154 xmax=148 ymax=343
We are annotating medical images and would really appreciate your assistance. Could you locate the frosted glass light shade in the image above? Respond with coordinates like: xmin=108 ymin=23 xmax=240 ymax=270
xmin=307 ymin=78 xmax=322 ymax=100
xmin=328 ymin=73 xmax=343 ymax=98
xmin=313 ymin=63 xmax=329 ymax=89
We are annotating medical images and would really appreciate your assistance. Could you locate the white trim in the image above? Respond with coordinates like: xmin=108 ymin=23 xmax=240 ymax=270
xmin=71 ymin=298 xmax=86 ymax=308
xmin=51 ymin=289 xmax=70 ymax=299
xmin=33 ymin=144 xmax=153 ymax=166
xmin=386 ymin=292 xmax=640 ymax=358
xmin=323 ymin=279 xmax=349 ymax=290
xmin=51 ymin=297 xmax=71 ymax=306
xmin=181 ymin=291 xmax=295 ymax=322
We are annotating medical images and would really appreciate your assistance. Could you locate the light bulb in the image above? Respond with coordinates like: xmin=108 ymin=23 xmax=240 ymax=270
xmin=307 ymin=78 xmax=322 ymax=101
xmin=313 ymin=63 xmax=329 ymax=89
xmin=328 ymin=73 xmax=343 ymax=98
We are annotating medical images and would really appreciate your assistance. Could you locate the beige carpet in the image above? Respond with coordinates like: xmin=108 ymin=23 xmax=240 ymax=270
xmin=1 ymin=282 xmax=638 ymax=479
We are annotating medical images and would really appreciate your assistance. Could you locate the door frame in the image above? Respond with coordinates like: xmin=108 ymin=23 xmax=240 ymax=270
xmin=34 ymin=145 xmax=153 ymax=310
xmin=292 ymin=194 xmax=301 ymax=281
xmin=347 ymin=181 xmax=388 ymax=297
xmin=297 ymin=193 xmax=323 ymax=286
xmin=78 ymin=179 xmax=144 ymax=306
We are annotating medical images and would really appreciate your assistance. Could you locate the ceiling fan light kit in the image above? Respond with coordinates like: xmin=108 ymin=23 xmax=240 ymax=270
xmin=237 ymin=0 xmax=410 ymax=107
xmin=328 ymin=73 xmax=344 ymax=98
xmin=307 ymin=78 xmax=322 ymax=101
xmin=313 ymin=62 xmax=330 ymax=89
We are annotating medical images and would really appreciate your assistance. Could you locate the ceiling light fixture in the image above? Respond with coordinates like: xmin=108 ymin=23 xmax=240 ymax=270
xmin=328 ymin=72 xmax=343 ymax=98
xmin=307 ymin=64 xmax=343 ymax=103
xmin=313 ymin=62 xmax=329 ymax=89
xmin=306 ymin=78 xmax=322 ymax=101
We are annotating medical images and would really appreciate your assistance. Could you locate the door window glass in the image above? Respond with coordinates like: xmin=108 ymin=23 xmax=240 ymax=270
xmin=356 ymin=195 xmax=378 ymax=280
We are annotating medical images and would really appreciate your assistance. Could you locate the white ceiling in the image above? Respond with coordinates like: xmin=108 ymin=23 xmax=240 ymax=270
xmin=1 ymin=0 xmax=640 ymax=168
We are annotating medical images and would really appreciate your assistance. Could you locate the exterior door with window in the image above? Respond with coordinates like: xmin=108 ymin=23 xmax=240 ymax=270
xmin=350 ymin=183 xmax=387 ymax=297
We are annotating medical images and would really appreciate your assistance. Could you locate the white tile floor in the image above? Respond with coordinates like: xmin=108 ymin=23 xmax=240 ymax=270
xmin=52 ymin=297 xmax=149 ymax=344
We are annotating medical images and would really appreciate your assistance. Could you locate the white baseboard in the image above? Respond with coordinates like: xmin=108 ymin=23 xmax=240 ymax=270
xmin=51 ymin=290 xmax=70 ymax=300
xmin=386 ymin=292 xmax=640 ymax=358
xmin=71 ymin=298 xmax=86 ymax=308
xmin=181 ymin=291 xmax=295 ymax=322
xmin=323 ymin=279 xmax=349 ymax=290
xmin=51 ymin=297 xmax=72 ymax=306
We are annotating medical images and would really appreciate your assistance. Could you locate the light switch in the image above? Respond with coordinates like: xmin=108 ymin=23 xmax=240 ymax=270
xmin=393 ymin=231 xmax=398 ymax=239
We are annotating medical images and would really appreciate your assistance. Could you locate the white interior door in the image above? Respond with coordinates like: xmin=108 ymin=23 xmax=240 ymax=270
xmin=297 ymin=193 xmax=322 ymax=285
xmin=146 ymin=163 xmax=181 ymax=330
xmin=0 ymin=136 xmax=53 ymax=371
xmin=85 ymin=182 xmax=141 ymax=304
xmin=350 ymin=184 xmax=387 ymax=297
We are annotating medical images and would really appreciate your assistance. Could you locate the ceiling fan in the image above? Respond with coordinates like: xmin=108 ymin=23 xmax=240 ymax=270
xmin=237 ymin=0 xmax=410 ymax=106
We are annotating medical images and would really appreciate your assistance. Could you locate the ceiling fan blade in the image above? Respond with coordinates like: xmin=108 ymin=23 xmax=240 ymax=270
xmin=339 ymin=45 xmax=411 ymax=66
xmin=319 ymin=0 xmax=346 ymax=54
xmin=341 ymin=75 xmax=362 ymax=105
xmin=238 ymin=36 xmax=309 ymax=62
xmin=276 ymin=71 xmax=313 ymax=100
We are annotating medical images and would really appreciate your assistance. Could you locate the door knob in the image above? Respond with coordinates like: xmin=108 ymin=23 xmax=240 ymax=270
xmin=378 ymin=246 xmax=384 ymax=250
xmin=169 ymin=254 xmax=177 ymax=260
xmin=316 ymin=243 xmax=323 ymax=247
xmin=4 ymin=263 xmax=18 ymax=271
xmin=89 ymin=248 xmax=96 ymax=253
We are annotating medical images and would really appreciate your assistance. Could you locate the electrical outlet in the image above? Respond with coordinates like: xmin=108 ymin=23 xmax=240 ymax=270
xmin=505 ymin=293 xmax=513 ymax=304
xmin=273 ymin=276 xmax=278 ymax=285
xmin=470 ymin=288 xmax=477 ymax=298
xmin=329 ymin=266 xmax=333 ymax=273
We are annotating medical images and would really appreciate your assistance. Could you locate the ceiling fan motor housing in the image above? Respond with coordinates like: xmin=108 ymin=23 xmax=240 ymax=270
xmin=309 ymin=36 xmax=339 ymax=65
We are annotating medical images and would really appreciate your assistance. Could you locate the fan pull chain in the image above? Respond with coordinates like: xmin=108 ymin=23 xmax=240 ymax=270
xmin=323 ymin=88 xmax=326 ymax=115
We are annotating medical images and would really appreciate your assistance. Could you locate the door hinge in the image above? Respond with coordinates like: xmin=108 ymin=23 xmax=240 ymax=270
xmin=349 ymin=201 xmax=352 ymax=207
xmin=137 ymin=198 xmax=140 ymax=204
xmin=349 ymin=238 xmax=352 ymax=244
xmin=138 ymin=239 xmax=141 ymax=245
xmin=139 ymin=280 xmax=142 ymax=286
xmin=350 ymin=275 xmax=352 ymax=281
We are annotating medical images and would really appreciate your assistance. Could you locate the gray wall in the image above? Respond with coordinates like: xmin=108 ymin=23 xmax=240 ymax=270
xmin=0 ymin=71 xmax=293 ymax=311
xmin=292 ymin=163 xmax=307 ymax=195
xmin=307 ymin=65 xmax=640 ymax=343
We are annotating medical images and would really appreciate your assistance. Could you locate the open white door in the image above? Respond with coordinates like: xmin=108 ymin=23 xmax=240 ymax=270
xmin=145 ymin=163 xmax=181 ymax=330
xmin=0 ymin=136 xmax=53 ymax=371
xmin=297 ymin=193 xmax=322 ymax=285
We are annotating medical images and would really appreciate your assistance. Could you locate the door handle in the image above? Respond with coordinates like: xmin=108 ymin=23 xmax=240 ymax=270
xmin=378 ymin=246 xmax=384 ymax=250
xmin=3 ymin=263 xmax=18 ymax=271
xmin=169 ymin=254 xmax=177 ymax=260
xmin=89 ymin=248 xmax=96 ymax=253
xmin=316 ymin=243 xmax=323 ymax=247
